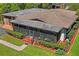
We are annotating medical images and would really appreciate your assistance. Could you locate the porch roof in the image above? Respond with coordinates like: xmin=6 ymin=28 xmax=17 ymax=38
xmin=11 ymin=19 xmax=63 ymax=33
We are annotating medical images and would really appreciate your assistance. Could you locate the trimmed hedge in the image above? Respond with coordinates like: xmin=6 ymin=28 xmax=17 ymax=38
xmin=6 ymin=30 xmax=24 ymax=39
xmin=67 ymin=20 xmax=79 ymax=40
xmin=37 ymin=40 xmax=62 ymax=49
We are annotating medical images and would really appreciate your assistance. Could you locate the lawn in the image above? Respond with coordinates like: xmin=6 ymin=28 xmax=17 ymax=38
xmin=0 ymin=34 xmax=24 ymax=46
xmin=68 ymin=33 xmax=79 ymax=56
xmin=0 ymin=44 xmax=54 ymax=56
xmin=0 ymin=34 xmax=54 ymax=56
xmin=67 ymin=4 xmax=79 ymax=11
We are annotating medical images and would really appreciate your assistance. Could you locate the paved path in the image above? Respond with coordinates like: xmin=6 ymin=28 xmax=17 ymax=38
xmin=0 ymin=40 xmax=28 ymax=51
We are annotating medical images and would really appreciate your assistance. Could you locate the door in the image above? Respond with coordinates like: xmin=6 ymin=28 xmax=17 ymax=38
xmin=33 ymin=31 xmax=40 ymax=40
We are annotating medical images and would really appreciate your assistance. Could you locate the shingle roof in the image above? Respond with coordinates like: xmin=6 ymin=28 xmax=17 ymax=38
xmin=2 ymin=8 xmax=47 ymax=17
xmin=11 ymin=19 xmax=63 ymax=33
xmin=2 ymin=8 xmax=78 ymax=29
xmin=16 ymin=9 xmax=78 ymax=28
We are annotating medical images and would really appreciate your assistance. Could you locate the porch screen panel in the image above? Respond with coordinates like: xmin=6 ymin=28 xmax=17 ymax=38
xmin=40 ymin=33 xmax=46 ymax=40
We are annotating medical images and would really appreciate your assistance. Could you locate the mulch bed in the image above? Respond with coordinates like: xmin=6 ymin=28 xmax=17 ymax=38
xmin=33 ymin=42 xmax=56 ymax=52
xmin=38 ymin=45 xmax=56 ymax=52
xmin=22 ymin=37 xmax=34 ymax=44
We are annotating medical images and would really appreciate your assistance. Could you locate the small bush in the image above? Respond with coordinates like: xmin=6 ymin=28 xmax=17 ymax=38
xmin=55 ymin=49 xmax=65 ymax=56
xmin=6 ymin=30 xmax=24 ymax=39
xmin=64 ymin=39 xmax=70 ymax=52
xmin=37 ymin=40 xmax=60 ymax=49
xmin=58 ymin=43 xmax=65 ymax=50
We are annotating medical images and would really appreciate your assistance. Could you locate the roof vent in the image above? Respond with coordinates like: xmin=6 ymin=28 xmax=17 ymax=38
xmin=31 ymin=18 xmax=45 ymax=23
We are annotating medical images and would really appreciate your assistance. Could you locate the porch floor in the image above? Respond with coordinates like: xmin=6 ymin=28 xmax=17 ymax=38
xmin=2 ymin=24 xmax=13 ymax=30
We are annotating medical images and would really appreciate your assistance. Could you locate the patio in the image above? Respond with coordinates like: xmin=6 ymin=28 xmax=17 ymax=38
xmin=2 ymin=24 xmax=13 ymax=30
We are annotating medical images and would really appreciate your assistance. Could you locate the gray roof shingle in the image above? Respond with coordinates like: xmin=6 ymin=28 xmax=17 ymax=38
xmin=2 ymin=8 xmax=47 ymax=17
xmin=16 ymin=9 xmax=78 ymax=28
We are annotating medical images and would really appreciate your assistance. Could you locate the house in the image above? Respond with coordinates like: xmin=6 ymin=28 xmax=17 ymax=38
xmin=2 ymin=8 xmax=78 ymax=42
xmin=50 ymin=3 xmax=65 ymax=9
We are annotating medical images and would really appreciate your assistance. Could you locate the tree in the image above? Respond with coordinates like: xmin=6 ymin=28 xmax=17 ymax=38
xmin=25 ymin=3 xmax=33 ymax=9
xmin=38 ymin=3 xmax=42 ymax=8
xmin=2 ymin=4 xmax=11 ymax=13
xmin=48 ymin=3 xmax=53 ymax=9
xmin=0 ymin=4 xmax=5 ymax=24
xmin=18 ymin=3 xmax=26 ymax=10
xmin=42 ymin=3 xmax=49 ymax=9
xmin=9 ymin=3 xmax=20 ymax=12
xmin=68 ymin=4 xmax=79 ymax=11
xmin=0 ymin=4 xmax=5 ymax=14
xmin=32 ymin=3 xmax=38 ymax=8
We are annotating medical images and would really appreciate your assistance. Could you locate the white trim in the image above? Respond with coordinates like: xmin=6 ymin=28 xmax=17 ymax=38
xmin=59 ymin=33 xmax=65 ymax=41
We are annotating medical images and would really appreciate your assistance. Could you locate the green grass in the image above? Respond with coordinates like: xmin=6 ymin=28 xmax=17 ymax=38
xmin=0 ymin=34 xmax=24 ymax=46
xmin=0 ymin=34 xmax=54 ymax=56
xmin=67 ymin=4 xmax=79 ymax=16
xmin=0 ymin=44 xmax=54 ymax=56
xmin=6 ymin=30 xmax=24 ymax=39
xmin=67 ymin=4 xmax=79 ymax=11
xmin=68 ymin=33 xmax=79 ymax=56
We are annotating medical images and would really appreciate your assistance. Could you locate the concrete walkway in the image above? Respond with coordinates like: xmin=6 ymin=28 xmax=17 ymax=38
xmin=0 ymin=40 xmax=28 ymax=51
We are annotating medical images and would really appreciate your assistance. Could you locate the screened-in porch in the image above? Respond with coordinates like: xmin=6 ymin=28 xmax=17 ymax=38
xmin=12 ymin=23 xmax=58 ymax=42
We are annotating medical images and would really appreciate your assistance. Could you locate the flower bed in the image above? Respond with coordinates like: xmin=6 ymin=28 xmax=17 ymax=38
xmin=33 ymin=39 xmax=66 ymax=51
xmin=33 ymin=41 xmax=56 ymax=52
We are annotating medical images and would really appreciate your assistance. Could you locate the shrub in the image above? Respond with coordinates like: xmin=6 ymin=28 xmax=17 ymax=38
xmin=43 ymin=41 xmax=53 ymax=48
xmin=64 ymin=39 xmax=70 ymax=52
xmin=37 ymin=40 xmax=59 ymax=49
xmin=67 ymin=28 xmax=75 ymax=40
xmin=55 ymin=49 xmax=65 ymax=56
xmin=6 ymin=30 xmax=24 ymax=39
xmin=58 ymin=43 xmax=65 ymax=50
